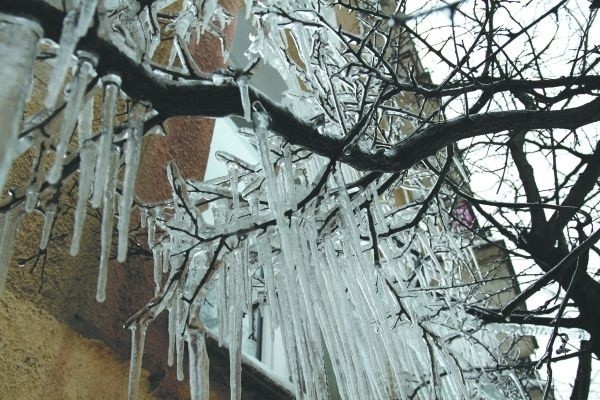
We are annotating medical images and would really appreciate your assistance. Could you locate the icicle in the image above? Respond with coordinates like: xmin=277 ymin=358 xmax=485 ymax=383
xmin=117 ymin=101 xmax=150 ymax=262
xmin=96 ymin=146 xmax=120 ymax=303
xmin=139 ymin=207 xmax=147 ymax=229
xmin=76 ymin=0 xmax=99 ymax=38
xmin=242 ymin=238 xmax=252 ymax=313
xmin=44 ymin=0 xmax=98 ymax=109
xmin=228 ymin=165 xmax=240 ymax=220
xmin=282 ymin=143 xmax=296 ymax=208
xmin=78 ymin=90 xmax=95 ymax=143
xmin=25 ymin=186 xmax=40 ymax=213
xmin=167 ymin=304 xmax=176 ymax=366
xmin=0 ymin=15 xmax=42 ymax=193
xmin=0 ymin=205 xmax=23 ymax=297
xmin=217 ymin=266 xmax=228 ymax=347
xmin=153 ymin=244 xmax=163 ymax=295
xmin=221 ymin=38 xmax=230 ymax=65
xmin=176 ymin=296 xmax=187 ymax=381
xmin=127 ymin=319 xmax=149 ymax=400
xmin=92 ymin=74 xmax=121 ymax=208
xmin=39 ymin=202 xmax=57 ymax=250
xmin=228 ymin=250 xmax=244 ymax=400
xmin=257 ymin=235 xmax=280 ymax=330
xmin=186 ymin=322 xmax=210 ymax=400
xmin=237 ymin=75 xmax=251 ymax=121
xmin=44 ymin=11 xmax=78 ymax=110
xmin=70 ymin=91 xmax=96 ymax=248
xmin=162 ymin=245 xmax=170 ymax=273
xmin=47 ymin=52 xmax=97 ymax=184
xmin=244 ymin=0 xmax=253 ymax=19
xmin=24 ymin=143 xmax=47 ymax=213
xmin=70 ymin=141 xmax=96 ymax=255
xmin=252 ymin=102 xmax=284 ymax=220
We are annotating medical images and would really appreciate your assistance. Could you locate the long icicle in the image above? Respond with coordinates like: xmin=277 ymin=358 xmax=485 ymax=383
xmin=0 ymin=205 xmax=23 ymax=297
xmin=70 ymin=91 xmax=96 ymax=256
xmin=92 ymin=74 xmax=121 ymax=208
xmin=96 ymin=145 xmax=120 ymax=303
xmin=117 ymin=101 xmax=150 ymax=262
xmin=228 ymin=249 xmax=244 ymax=400
xmin=44 ymin=0 xmax=98 ymax=109
xmin=0 ymin=15 xmax=42 ymax=193
xmin=39 ymin=202 xmax=57 ymax=251
xmin=187 ymin=321 xmax=210 ymax=400
xmin=127 ymin=318 xmax=149 ymax=400
xmin=47 ymin=51 xmax=96 ymax=184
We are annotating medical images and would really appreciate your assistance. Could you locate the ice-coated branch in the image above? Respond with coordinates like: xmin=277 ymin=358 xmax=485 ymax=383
xmin=4 ymin=0 xmax=600 ymax=173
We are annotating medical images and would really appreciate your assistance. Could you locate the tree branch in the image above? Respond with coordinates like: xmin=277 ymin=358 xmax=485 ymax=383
xmin=467 ymin=306 xmax=584 ymax=329
xmin=501 ymin=228 xmax=600 ymax=317
xmin=7 ymin=0 xmax=600 ymax=175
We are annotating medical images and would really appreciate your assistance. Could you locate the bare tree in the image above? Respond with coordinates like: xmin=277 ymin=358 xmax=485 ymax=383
xmin=0 ymin=0 xmax=599 ymax=399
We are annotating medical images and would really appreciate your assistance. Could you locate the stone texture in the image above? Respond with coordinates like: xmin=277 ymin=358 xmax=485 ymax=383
xmin=0 ymin=290 xmax=156 ymax=400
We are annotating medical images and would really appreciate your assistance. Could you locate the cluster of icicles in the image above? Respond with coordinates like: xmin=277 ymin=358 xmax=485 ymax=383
xmin=130 ymin=108 xmax=525 ymax=400
xmin=0 ymin=4 xmax=535 ymax=400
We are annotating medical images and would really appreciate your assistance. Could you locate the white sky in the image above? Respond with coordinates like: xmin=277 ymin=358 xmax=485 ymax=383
xmin=415 ymin=2 xmax=600 ymax=397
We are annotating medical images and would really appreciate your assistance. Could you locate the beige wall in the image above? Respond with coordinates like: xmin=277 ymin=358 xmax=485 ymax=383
xmin=0 ymin=290 xmax=156 ymax=400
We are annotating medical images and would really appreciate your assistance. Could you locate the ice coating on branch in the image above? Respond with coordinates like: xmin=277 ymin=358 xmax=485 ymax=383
xmin=92 ymin=74 xmax=121 ymax=208
xmin=215 ymin=150 xmax=258 ymax=173
xmin=117 ymin=101 xmax=150 ymax=262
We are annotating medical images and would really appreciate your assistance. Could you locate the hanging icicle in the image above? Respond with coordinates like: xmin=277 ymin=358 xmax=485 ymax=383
xmin=92 ymin=74 xmax=121 ymax=208
xmin=0 ymin=15 xmax=43 ymax=193
xmin=127 ymin=317 xmax=149 ymax=400
xmin=0 ymin=205 xmax=24 ymax=297
xmin=47 ymin=51 xmax=97 ymax=184
xmin=186 ymin=321 xmax=210 ymax=400
xmin=39 ymin=201 xmax=57 ymax=250
xmin=44 ymin=0 xmax=98 ymax=109
xmin=96 ymin=146 xmax=121 ymax=303
xmin=117 ymin=101 xmax=151 ymax=262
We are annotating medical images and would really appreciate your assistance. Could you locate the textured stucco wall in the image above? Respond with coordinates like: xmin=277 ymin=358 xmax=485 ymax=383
xmin=0 ymin=290 xmax=156 ymax=400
